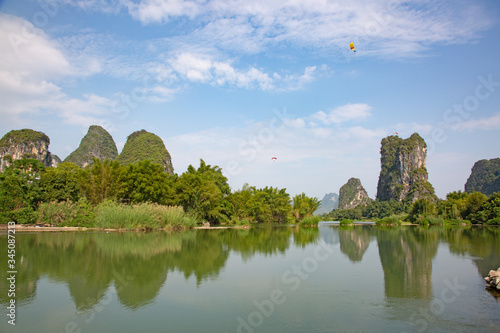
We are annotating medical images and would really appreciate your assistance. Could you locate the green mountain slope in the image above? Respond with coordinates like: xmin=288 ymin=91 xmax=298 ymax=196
xmin=118 ymin=130 xmax=174 ymax=173
xmin=64 ymin=125 xmax=118 ymax=167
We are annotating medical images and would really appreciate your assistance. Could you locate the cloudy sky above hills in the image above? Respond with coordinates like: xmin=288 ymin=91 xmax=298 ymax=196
xmin=1 ymin=0 xmax=500 ymax=199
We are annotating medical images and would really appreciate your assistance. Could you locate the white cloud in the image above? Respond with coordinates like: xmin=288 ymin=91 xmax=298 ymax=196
xmin=105 ymin=0 xmax=493 ymax=59
xmin=166 ymin=52 xmax=319 ymax=91
xmin=125 ymin=0 xmax=202 ymax=23
xmin=453 ymin=113 xmax=500 ymax=132
xmin=0 ymin=13 xmax=115 ymax=129
xmin=312 ymin=103 xmax=373 ymax=125
xmin=0 ymin=13 xmax=71 ymax=81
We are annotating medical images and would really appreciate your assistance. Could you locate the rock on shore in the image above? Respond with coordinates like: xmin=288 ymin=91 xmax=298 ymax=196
xmin=485 ymin=268 xmax=500 ymax=291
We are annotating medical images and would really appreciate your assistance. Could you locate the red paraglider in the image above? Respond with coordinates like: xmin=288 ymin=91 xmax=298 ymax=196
xmin=271 ymin=157 xmax=277 ymax=161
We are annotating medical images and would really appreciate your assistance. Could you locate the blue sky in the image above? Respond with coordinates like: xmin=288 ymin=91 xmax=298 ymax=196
xmin=1 ymin=0 xmax=499 ymax=200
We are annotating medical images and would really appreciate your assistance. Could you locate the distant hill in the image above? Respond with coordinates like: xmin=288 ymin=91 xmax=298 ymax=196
xmin=314 ymin=193 xmax=339 ymax=215
xmin=0 ymin=129 xmax=58 ymax=171
xmin=64 ymin=125 xmax=118 ymax=167
xmin=464 ymin=158 xmax=500 ymax=195
xmin=338 ymin=178 xmax=372 ymax=210
xmin=118 ymin=129 xmax=174 ymax=173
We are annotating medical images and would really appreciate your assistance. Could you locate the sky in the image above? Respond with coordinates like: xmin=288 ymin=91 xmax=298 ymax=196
xmin=0 ymin=0 xmax=499 ymax=200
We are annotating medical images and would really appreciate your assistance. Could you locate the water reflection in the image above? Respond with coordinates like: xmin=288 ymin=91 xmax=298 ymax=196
xmin=377 ymin=227 xmax=439 ymax=299
xmin=0 ymin=226 xmax=499 ymax=313
xmin=441 ymin=226 xmax=500 ymax=277
xmin=338 ymin=226 xmax=373 ymax=262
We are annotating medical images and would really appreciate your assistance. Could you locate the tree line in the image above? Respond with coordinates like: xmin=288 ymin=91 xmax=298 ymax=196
xmin=0 ymin=157 xmax=320 ymax=227
xmin=326 ymin=190 xmax=500 ymax=225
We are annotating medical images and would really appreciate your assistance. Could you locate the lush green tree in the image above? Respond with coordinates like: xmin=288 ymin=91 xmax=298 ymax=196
xmin=254 ymin=187 xmax=291 ymax=223
xmin=0 ymin=158 xmax=44 ymax=223
xmin=328 ymin=206 xmax=363 ymax=220
xmin=362 ymin=200 xmax=406 ymax=219
xmin=292 ymin=193 xmax=320 ymax=221
xmin=463 ymin=191 xmax=488 ymax=220
xmin=117 ymin=160 xmax=177 ymax=205
xmin=39 ymin=162 xmax=83 ymax=202
xmin=80 ymin=159 xmax=123 ymax=205
xmin=470 ymin=192 xmax=500 ymax=225
xmin=229 ymin=185 xmax=291 ymax=223
xmin=176 ymin=160 xmax=231 ymax=224
xmin=408 ymin=198 xmax=436 ymax=223
xmin=229 ymin=183 xmax=253 ymax=221
xmin=437 ymin=191 xmax=468 ymax=220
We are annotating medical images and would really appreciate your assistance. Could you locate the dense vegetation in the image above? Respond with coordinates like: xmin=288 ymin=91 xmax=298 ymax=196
xmin=465 ymin=158 xmax=500 ymax=196
xmin=64 ymin=125 xmax=118 ymax=167
xmin=0 ymin=129 xmax=50 ymax=150
xmin=0 ymin=157 xmax=320 ymax=229
xmin=326 ymin=190 xmax=500 ymax=225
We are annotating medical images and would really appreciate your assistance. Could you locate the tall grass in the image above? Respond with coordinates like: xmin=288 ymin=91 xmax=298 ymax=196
xmin=339 ymin=219 xmax=354 ymax=225
xmin=376 ymin=215 xmax=404 ymax=226
xmin=95 ymin=201 xmax=197 ymax=230
xmin=37 ymin=199 xmax=95 ymax=227
xmin=298 ymin=215 xmax=321 ymax=226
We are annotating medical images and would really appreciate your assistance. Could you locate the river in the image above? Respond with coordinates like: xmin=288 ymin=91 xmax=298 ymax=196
xmin=1 ymin=224 xmax=499 ymax=332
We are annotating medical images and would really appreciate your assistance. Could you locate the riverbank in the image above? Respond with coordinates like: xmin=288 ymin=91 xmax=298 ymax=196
xmin=0 ymin=223 xmax=250 ymax=233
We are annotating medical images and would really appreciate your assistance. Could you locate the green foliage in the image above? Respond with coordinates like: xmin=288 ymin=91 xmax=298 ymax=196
xmin=229 ymin=183 xmax=291 ymax=224
xmin=408 ymin=199 xmax=436 ymax=223
xmin=3 ymin=138 xmax=496 ymax=227
xmin=363 ymin=200 xmax=407 ymax=219
xmin=403 ymin=133 xmax=427 ymax=154
xmin=80 ymin=158 xmax=123 ymax=205
xmin=292 ymin=193 xmax=320 ymax=221
xmin=340 ymin=219 xmax=354 ymax=225
xmin=177 ymin=159 xmax=231 ymax=224
xmin=298 ymin=215 xmax=321 ymax=226
xmin=39 ymin=162 xmax=84 ymax=202
xmin=328 ymin=206 xmax=363 ymax=220
xmin=37 ymin=199 xmax=95 ymax=227
xmin=117 ymin=160 xmax=177 ymax=205
xmin=463 ymin=191 xmax=488 ymax=220
xmin=376 ymin=215 xmax=404 ymax=225
xmin=328 ymin=199 xmax=406 ymax=221
xmin=95 ymin=201 xmax=196 ymax=229
xmin=0 ymin=129 xmax=49 ymax=150
xmin=64 ymin=125 xmax=118 ymax=167
xmin=1 ymin=206 xmax=37 ymax=224
xmin=0 ymin=158 xmax=44 ymax=223
xmin=418 ymin=216 xmax=445 ymax=226
xmin=469 ymin=192 xmax=500 ymax=225
xmin=465 ymin=158 xmax=500 ymax=195
xmin=118 ymin=130 xmax=173 ymax=173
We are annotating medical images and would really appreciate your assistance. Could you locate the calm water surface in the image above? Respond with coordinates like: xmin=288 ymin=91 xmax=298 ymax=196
xmin=1 ymin=224 xmax=499 ymax=333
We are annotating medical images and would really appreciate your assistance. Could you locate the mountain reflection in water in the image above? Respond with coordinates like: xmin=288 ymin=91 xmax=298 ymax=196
xmin=1 ymin=225 xmax=499 ymax=333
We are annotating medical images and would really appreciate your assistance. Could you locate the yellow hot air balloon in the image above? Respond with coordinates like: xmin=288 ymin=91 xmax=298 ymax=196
xmin=349 ymin=42 xmax=356 ymax=52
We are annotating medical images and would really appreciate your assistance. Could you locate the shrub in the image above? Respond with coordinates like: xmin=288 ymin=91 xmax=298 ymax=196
xmin=235 ymin=218 xmax=251 ymax=226
xmin=425 ymin=216 xmax=445 ymax=225
xmin=299 ymin=215 xmax=321 ymax=226
xmin=376 ymin=215 xmax=403 ymax=225
xmin=2 ymin=207 xmax=37 ymax=224
xmin=37 ymin=199 xmax=95 ymax=227
xmin=340 ymin=218 xmax=354 ymax=225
